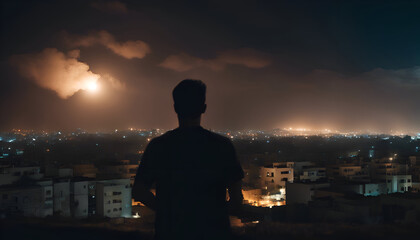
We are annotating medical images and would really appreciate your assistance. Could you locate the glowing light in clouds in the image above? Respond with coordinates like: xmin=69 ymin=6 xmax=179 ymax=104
xmin=10 ymin=48 xmax=108 ymax=98
xmin=86 ymin=77 xmax=99 ymax=93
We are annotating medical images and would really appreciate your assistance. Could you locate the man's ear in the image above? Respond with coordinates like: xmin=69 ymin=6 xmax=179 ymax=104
xmin=202 ymin=104 xmax=207 ymax=114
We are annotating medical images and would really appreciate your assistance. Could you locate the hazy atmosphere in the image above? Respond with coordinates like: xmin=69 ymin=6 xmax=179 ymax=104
xmin=1 ymin=0 xmax=420 ymax=132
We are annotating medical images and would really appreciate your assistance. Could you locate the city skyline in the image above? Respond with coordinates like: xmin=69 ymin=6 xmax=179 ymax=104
xmin=1 ymin=0 xmax=420 ymax=132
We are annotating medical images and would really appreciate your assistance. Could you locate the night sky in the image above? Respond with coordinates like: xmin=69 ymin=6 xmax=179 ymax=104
xmin=1 ymin=0 xmax=420 ymax=132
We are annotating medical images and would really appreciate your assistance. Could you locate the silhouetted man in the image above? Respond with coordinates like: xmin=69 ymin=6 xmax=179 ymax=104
xmin=132 ymin=79 xmax=244 ymax=240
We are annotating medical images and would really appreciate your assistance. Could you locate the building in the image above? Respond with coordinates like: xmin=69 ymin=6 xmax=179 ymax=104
xmin=70 ymin=180 xmax=89 ymax=218
xmin=327 ymin=164 xmax=368 ymax=181
xmin=292 ymin=161 xmax=315 ymax=180
xmin=0 ymin=166 xmax=44 ymax=186
xmin=259 ymin=164 xmax=293 ymax=191
xmin=95 ymin=179 xmax=132 ymax=218
xmin=379 ymin=175 xmax=413 ymax=193
xmin=299 ymin=167 xmax=326 ymax=182
xmin=53 ymin=180 xmax=71 ymax=216
xmin=0 ymin=182 xmax=53 ymax=217
xmin=97 ymin=160 xmax=138 ymax=185
xmin=370 ymin=160 xmax=409 ymax=180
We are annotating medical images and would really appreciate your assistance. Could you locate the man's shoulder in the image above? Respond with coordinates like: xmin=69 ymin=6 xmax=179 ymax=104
xmin=148 ymin=130 xmax=175 ymax=145
xmin=201 ymin=128 xmax=232 ymax=144
xmin=149 ymin=128 xmax=232 ymax=147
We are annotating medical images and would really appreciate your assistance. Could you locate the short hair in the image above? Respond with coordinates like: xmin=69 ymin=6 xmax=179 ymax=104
xmin=172 ymin=79 xmax=206 ymax=118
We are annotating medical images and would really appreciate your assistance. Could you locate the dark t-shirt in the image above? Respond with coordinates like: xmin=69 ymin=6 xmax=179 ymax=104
xmin=134 ymin=126 xmax=244 ymax=240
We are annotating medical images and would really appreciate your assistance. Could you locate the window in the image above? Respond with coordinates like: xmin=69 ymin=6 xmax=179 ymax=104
xmin=400 ymin=179 xmax=405 ymax=183
xmin=408 ymin=179 xmax=411 ymax=183
xmin=401 ymin=187 xmax=404 ymax=191
xmin=271 ymin=172 xmax=274 ymax=177
xmin=113 ymin=192 xmax=122 ymax=196
xmin=113 ymin=199 xmax=122 ymax=203
xmin=281 ymin=171 xmax=290 ymax=174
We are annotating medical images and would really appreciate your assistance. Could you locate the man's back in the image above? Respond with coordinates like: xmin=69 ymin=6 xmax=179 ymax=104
xmin=134 ymin=126 xmax=243 ymax=240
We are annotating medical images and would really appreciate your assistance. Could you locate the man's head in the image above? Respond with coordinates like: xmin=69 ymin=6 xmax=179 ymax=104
xmin=173 ymin=79 xmax=207 ymax=119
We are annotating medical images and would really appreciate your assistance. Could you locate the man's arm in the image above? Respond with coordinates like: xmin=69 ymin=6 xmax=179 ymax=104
xmin=132 ymin=139 xmax=157 ymax=211
xmin=227 ymin=180 xmax=243 ymax=216
xmin=132 ymin=180 xmax=156 ymax=211
xmin=225 ymin=138 xmax=244 ymax=216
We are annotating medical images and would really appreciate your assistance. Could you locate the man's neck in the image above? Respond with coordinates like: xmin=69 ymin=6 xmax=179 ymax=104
xmin=178 ymin=116 xmax=201 ymax=128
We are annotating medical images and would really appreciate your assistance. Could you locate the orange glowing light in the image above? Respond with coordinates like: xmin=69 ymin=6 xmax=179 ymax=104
xmin=87 ymin=81 xmax=98 ymax=92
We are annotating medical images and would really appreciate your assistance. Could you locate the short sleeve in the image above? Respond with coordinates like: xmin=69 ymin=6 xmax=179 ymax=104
xmin=224 ymin=139 xmax=244 ymax=184
xmin=134 ymin=140 xmax=157 ymax=189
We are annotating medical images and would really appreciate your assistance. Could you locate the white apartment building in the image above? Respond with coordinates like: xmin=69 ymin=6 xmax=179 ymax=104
xmin=95 ymin=179 xmax=132 ymax=218
xmin=379 ymin=175 xmax=413 ymax=193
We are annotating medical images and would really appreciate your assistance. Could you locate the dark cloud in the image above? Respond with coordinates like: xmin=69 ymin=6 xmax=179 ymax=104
xmin=160 ymin=48 xmax=271 ymax=72
xmin=91 ymin=1 xmax=128 ymax=14
xmin=62 ymin=30 xmax=151 ymax=59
